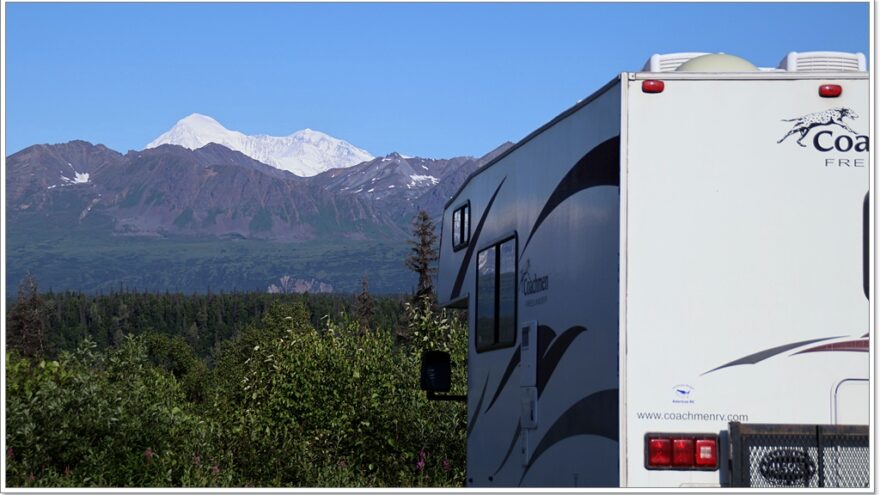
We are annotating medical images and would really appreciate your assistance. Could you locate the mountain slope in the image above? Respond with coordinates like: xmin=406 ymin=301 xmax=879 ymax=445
xmin=314 ymin=142 xmax=515 ymax=219
xmin=7 ymin=140 xmax=123 ymax=206
xmin=411 ymin=141 xmax=514 ymax=215
xmin=6 ymin=138 xmax=512 ymax=294
xmin=146 ymin=114 xmax=373 ymax=177
xmin=7 ymin=141 xmax=402 ymax=241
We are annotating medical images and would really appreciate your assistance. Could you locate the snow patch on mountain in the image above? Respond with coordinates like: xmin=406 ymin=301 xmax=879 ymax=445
xmin=408 ymin=174 xmax=439 ymax=188
xmin=146 ymin=113 xmax=374 ymax=177
xmin=56 ymin=171 xmax=90 ymax=186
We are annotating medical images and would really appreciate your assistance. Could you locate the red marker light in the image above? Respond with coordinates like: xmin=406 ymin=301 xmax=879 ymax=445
xmin=819 ymin=84 xmax=842 ymax=97
xmin=648 ymin=438 xmax=672 ymax=466
xmin=672 ymin=438 xmax=695 ymax=467
xmin=642 ymin=80 xmax=665 ymax=93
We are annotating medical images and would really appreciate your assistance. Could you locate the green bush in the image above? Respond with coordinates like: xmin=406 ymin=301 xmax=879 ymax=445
xmin=207 ymin=300 xmax=467 ymax=486
xmin=6 ymin=337 xmax=232 ymax=487
xmin=6 ymin=298 xmax=468 ymax=487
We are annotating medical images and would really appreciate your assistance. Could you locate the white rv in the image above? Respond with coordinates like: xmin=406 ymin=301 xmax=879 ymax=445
xmin=424 ymin=51 xmax=870 ymax=488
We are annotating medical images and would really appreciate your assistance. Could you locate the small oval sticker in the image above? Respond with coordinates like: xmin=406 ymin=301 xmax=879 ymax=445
xmin=673 ymin=384 xmax=693 ymax=397
xmin=759 ymin=449 xmax=816 ymax=486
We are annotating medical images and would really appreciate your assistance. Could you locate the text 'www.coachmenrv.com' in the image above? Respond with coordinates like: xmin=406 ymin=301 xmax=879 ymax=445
xmin=635 ymin=411 xmax=749 ymax=422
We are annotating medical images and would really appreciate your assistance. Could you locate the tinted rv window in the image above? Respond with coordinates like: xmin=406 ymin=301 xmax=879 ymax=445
xmin=453 ymin=203 xmax=470 ymax=250
xmin=463 ymin=206 xmax=469 ymax=242
xmin=498 ymin=239 xmax=516 ymax=345
xmin=476 ymin=247 xmax=496 ymax=349
xmin=476 ymin=235 xmax=517 ymax=352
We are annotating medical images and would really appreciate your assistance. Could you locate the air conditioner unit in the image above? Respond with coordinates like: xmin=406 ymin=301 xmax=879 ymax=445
xmin=642 ymin=52 xmax=710 ymax=72
xmin=778 ymin=51 xmax=866 ymax=72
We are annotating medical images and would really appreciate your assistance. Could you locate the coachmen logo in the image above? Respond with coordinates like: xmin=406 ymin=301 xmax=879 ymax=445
xmin=777 ymin=108 xmax=869 ymax=167
xmin=519 ymin=259 xmax=549 ymax=296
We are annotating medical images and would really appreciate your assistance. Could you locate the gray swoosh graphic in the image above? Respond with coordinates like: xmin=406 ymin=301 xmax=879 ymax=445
xmin=702 ymin=336 xmax=842 ymax=375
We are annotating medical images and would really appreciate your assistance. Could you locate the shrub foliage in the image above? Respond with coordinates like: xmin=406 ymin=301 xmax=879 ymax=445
xmin=6 ymin=298 xmax=467 ymax=487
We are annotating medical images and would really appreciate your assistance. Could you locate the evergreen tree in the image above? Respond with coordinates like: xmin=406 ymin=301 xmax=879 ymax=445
xmin=110 ymin=301 xmax=130 ymax=346
xmin=354 ymin=274 xmax=375 ymax=331
xmin=7 ymin=273 xmax=46 ymax=357
xmin=405 ymin=210 xmax=439 ymax=305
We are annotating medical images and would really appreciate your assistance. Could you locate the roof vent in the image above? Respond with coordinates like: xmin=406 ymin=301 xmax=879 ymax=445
xmin=778 ymin=51 xmax=866 ymax=72
xmin=642 ymin=52 xmax=710 ymax=72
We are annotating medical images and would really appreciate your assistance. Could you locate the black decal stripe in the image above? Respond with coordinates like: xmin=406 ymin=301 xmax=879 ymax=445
xmin=519 ymin=388 xmax=619 ymax=486
xmin=467 ymin=374 xmax=490 ymax=437
xmin=702 ymin=336 xmax=843 ymax=375
xmin=522 ymin=136 xmax=620 ymax=254
xmin=537 ymin=325 xmax=556 ymax=360
xmin=491 ymin=423 xmax=522 ymax=477
xmin=537 ymin=326 xmax=587 ymax=397
xmin=451 ymin=178 xmax=506 ymax=300
xmin=485 ymin=347 xmax=520 ymax=413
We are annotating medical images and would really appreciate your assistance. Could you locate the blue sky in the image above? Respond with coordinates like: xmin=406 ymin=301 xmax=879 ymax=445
xmin=5 ymin=2 xmax=870 ymax=158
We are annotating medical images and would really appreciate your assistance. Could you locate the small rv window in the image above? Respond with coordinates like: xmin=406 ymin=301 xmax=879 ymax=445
xmin=452 ymin=203 xmax=470 ymax=250
xmin=475 ymin=235 xmax=517 ymax=352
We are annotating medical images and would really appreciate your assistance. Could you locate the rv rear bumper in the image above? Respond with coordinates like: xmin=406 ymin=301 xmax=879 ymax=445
xmin=727 ymin=422 xmax=869 ymax=488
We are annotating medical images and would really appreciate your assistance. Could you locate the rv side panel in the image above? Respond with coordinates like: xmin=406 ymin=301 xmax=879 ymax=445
xmin=441 ymin=79 xmax=623 ymax=487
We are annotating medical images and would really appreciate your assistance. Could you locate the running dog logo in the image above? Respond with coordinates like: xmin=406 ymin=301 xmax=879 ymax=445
xmin=777 ymin=107 xmax=860 ymax=147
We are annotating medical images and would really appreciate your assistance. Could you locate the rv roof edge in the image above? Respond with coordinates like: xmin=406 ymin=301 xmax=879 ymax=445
xmin=630 ymin=71 xmax=868 ymax=80
xmin=442 ymin=75 xmax=623 ymax=211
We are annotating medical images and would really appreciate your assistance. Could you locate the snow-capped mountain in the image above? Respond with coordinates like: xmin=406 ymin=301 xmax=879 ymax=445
xmin=146 ymin=113 xmax=373 ymax=177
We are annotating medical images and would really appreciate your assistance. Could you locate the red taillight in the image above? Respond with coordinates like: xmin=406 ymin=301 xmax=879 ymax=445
xmin=672 ymin=438 xmax=695 ymax=466
xmin=695 ymin=438 xmax=718 ymax=468
xmin=819 ymin=84 xmax=842 ymax=97
xmin=642 ymin=80 xmax=665 ymax=93
xmin=646 ymin=434 xmax=719 ymax=470
xmin=647 ymin=438 xmax=672 ymax=466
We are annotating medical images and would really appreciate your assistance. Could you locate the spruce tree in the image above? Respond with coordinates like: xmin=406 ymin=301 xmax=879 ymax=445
xmin=405 ymin=210 xmax=439 ymax=305
xmin=354 ymin=274 xmax=375 ymax=332
xmin=7 ymin=273 xmax=46 ymax=357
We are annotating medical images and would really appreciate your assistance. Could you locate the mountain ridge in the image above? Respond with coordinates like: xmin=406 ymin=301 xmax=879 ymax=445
xmin=6 ymin=137 xmax=514 ymax=294
xmin=7 ymin=140 xmax=401 ymax=241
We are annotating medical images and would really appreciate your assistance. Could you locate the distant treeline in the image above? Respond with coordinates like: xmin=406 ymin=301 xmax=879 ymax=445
xmin=15 ymin=290 xmax=409 ymax=361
